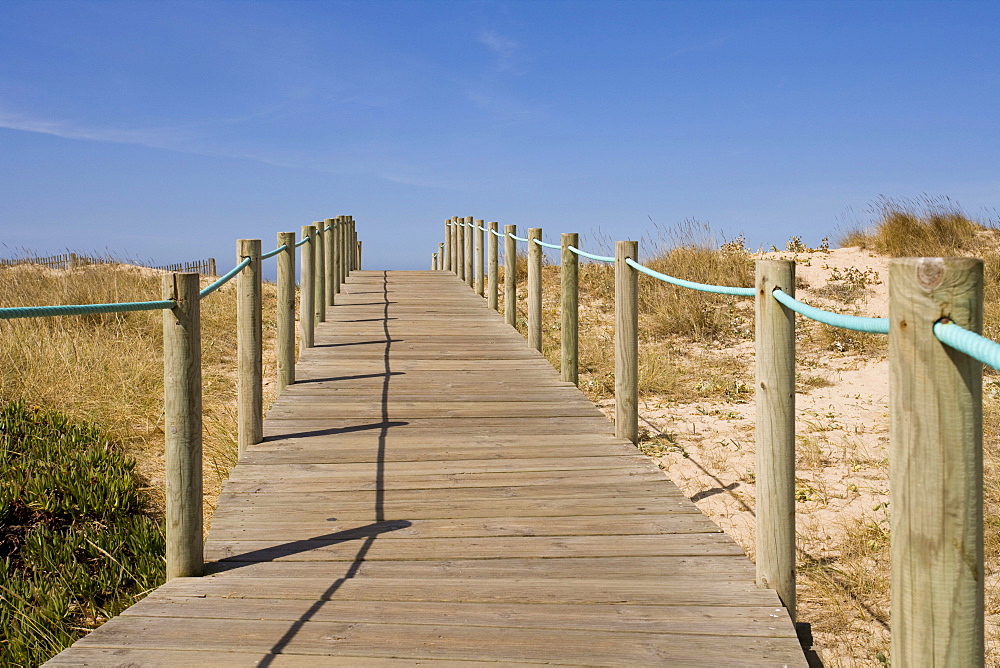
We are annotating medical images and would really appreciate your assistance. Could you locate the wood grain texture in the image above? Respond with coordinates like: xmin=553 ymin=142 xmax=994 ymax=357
xmin=487 ymin=221 xmax=499 ymax=311
xmin=276 ymin=232 xmax=296 ymax=392
xmin=889 ymin=257 xmax=984 ymax=666
xmin=474 ymin=218 xmax=485 ymax=296
xmin=50 ymin=269 xmax=804 ymax=666
xmin=561 ymin=232 xmax=579 ymax=385
xmin=161 ymin=272 xmax=203 ymax=579
xmin=313 ymin=221 xmax=326 ymax=323
xmin=754 ymin=260 xmax=796 ymax=619
xmin=504 ymin=223 xmax=517 ymax=327
xmin=237 ymin=239 xmax=263 ymax=455
xmin=615 ymin=240 xmax=638 ymax=443
xmin=527 ymin=227 xmax=543 ymax=351
xmin=299 ymin=225 xmax=315 ymax=349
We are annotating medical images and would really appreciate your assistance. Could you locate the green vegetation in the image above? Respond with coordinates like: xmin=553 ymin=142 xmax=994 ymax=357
xmin=0 ymin=400 xmax=164 ymax=666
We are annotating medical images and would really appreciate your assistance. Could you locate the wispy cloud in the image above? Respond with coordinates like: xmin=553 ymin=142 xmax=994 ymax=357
xmin=477 ymin=30 xmax=521 ymax=72
xmin=0 ymin=110 xmax=195 ymax=152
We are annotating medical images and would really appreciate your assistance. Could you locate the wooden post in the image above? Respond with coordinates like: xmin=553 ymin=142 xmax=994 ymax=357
xmin=615 ymin=240 xmax=638 ymax=444
xmin=561 ymin=232 xmax=579 ymax=385
xmin=528 ymin=228 xmax=543 ymax=351
xmin=504 ymin=224 xmax=517 ymax=327
xmin=889 ymin=257 xmax=983 ymax=666
xmin=454 ymin=218 xmax=461 ymax=276
xmin=341 ymin=218 xmax=350 ymax=284
xmin=461 ymin=217 xmax=471 ymax=288
xmin=325 ymin=219 xmax=336 ymax=306
xmin=237 ymin=240 xmax=263 ymax=456
xmin=438 ymin=243 xmax=445 ymax=271
xmin=162 ymin=272 xmax=203 ymax=579
xmin=300 ymin=225 xmax=315 ymax=349
xmin=209 ymin=258 xmax=217 ymax=276
xmin=475 ymin=219 xmax=485 ymax=296
xmin=754 ymin=259 xmax=796 ymax=619
xmin=276 ymin=232 xmax=296 ymax=392
xmin=331 ymin=217 xmax=341 ymax=296
xmin=443 ymin=219 xmax=452 ymax=271
xmin=432 ymin=252 xmax=438 ymax=270
xmin=313 ymin=222 xmax=326 ymax=323
xmin=488 ymin=222 xmax=499 ymax=311
xmin=352 ymin=221 xmax=358 ymax=271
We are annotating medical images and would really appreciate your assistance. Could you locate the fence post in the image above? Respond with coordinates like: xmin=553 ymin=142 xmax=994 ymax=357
xmin=889 ymin=257 xmax=983 ymax=665
xmin=277 ymin=232 xmax=296 ymax=392
xmin=357 ymin=241 xmax=362 ymax=270
xmin=237 ymin=239 xmax=263 ymax=456
xmin=464 ymin=217 xmax=474 ymax=288
xmin=313 ymin=222 xmax=326 ymax=324
xmin=528 ymin=228 xmax=543 ymax=352
xmin=453 ymin=218 xmax=461 ymax=276
xmin=432 ymin=253 xmax=438 ymax=270
xmin=162 ymin=272 xmax=203 ymax=579
xmin=340 ymin=217 xmax=349 ymax=286
xmin=332 ymin=217 xmax=342 ymax=296
xmin=300 ymin=225 xmax=315 ymax=349
xmin=475 ymin=219 xmax=485 ymax=297
xmin=504 ymin=224 xmax=517 ymax=327
xmin=209 ymin=258 xmax=217 ymax=276
xmin=615 ymin=240 xmax=638 ymax=443
xmin=754 ymin=259 xmax=796 ymax=620
xmin=443 ymin=219 xmax=451 ymax=271
xmin=561 ymin=232 xmax=579 ymax=385
xmin=325 ymin=219 xmax=336 ymax=306
xmin=349 ymin=218 xmax=357 ymax=273
xmin=488 ymin=222 xmax=499 ymax=311
xmin=438 ymin=243 xmax=445 ymax=272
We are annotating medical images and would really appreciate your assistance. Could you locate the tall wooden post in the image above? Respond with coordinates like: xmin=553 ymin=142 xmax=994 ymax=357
xmin=504 ymin=224 xmax=517 ymax=327
xmin=162 ymin=272 xmax=203 ymax=579
xmin=325 ymin=219 xmax=336 ymax=306
xmin=300 ymin=225 xmax=315 ymax=349
xmin=332 ymin=217 xmax=342 ymax=296
xmin=488 ymin=222 xmax=499 ymax=311
xmin=615 ymin=240 xmax=638 ymax=443
xmin=342 ymin=218 xmax=351 ymax=284
xmin=237 ymin=240 xmax=263 ymax=456
xmin=432 ymin=253 xmax=438 ymax=270
xmin=276 ymin=232 xmax=296 ymax=391
xmin=314 ymin=222 xmax=326 ymax=323
xmin=356 ymin=241 xmax=362 ymax=270
xmin=443 ymin=219 xmax=452 ymax=271
xmin=890 ymin=257 xmax=983 ymax=666
xmin=438 ymin=243 xmax=445 ymax=271
xmin=475 ymin=219 xmax=485 ymax=296
xmin=754 ymin=259 xmax=796 ymax=619
xmin=454 ymin=218 xmax=462 ymax=277
xmin=464 ymin=216 xmax=474 ymax=288
xmin=527 ymin=228 xmax=543 ymax=351
xmin=561 ymin=232 xmax=579 ymax=385
xmin=352 ymin=224 xmax=358 ymax=271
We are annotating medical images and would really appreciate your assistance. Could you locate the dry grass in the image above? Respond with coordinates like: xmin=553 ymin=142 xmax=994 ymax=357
xmin=0 ymin=262 xmax=279 ymax=525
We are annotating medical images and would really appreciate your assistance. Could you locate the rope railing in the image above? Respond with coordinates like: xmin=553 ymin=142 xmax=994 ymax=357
xmin=568 ymin=245 xmax=615 ymax=263
xmin=0 ymin=299 xmax=176 ymax=320
xmin=771 ymin=288 xmax=890 ymax=334
xmin=199 ymin=256 xmax=252 ymax=299
xmin=2 ymin=214 xmax=361 ymax=582
xmin=434 ymin=215 xmax=992 ymax=662
xmin=624 ymin=257 xmax=756 ymax=297
xmin=934 ymin=320 xmax=1000 ymax=370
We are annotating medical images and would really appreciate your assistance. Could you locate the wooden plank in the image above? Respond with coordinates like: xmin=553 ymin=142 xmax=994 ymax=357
xmin=49 ymin=269 xmax=804 ymax=666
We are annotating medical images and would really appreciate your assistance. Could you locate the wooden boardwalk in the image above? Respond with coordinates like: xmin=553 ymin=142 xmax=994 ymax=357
xmin=49 ymin=270 xmax=805 ymax=666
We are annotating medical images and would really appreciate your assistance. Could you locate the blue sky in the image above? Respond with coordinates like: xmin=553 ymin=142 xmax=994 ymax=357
xmin=2 ymin=0 xmax=998 ymax=272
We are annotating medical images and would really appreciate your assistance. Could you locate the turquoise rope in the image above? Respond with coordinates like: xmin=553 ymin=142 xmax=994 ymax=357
xmin=490 ymin=228 xmax=504 ymax=238
xmin=533 ymin=239 xmax=562 ymax=250
xmin=625 ymin=258 xmax=755 ymax=297
xmin=0 ymin=299 xmax=175 ymax=320
xmin=934 ymin=322 xmax=1000 ymax=370
xmin=772 ymin=289 xmax=889 ymax=334
xmin=261 ymin=244 xmax=287 ymax=260
xmin=199 ymin=257 xmax=252 ymax=299
xmin=508 ymin=232 xmax=529 ymax=243
xmin=568 ymin=246 xmax=615 ymax=263
xmin=476 ymin=224 xmax=489 ymax=232
xmin=294 ymin=236 xmax=310 ymax=247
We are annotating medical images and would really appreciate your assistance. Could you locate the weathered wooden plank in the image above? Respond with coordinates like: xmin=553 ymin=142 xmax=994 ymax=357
xmin=49 ymin=269 xmax=804 ymax=666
